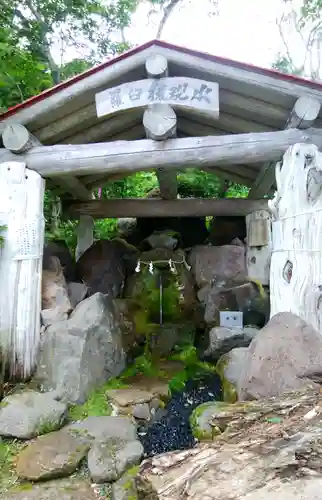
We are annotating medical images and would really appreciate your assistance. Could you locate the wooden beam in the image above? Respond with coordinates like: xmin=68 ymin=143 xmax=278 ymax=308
xmin=248 ymin=96 xmax=321 ymax=198
xmin=144 ymin=55 xmax=178 ymax=200
xmin=2 ymin=123 xmax=41 ymax=153
xmin=285 ymin=95 xmax=321 ymax=129
xmin=1 ymin=128 xmax=322 ymax=179
xmin=143 ymin=103 xmax=178 ymax=200
xmin=145 ymin=54 xmax=169 ymax=78
xmin=1 ymin=123 xmax=92 ymax=200
xmin=143 ymin=103 xmax=177 ymax=140
xmin=64 ymin=197 xmax=269 ymax=220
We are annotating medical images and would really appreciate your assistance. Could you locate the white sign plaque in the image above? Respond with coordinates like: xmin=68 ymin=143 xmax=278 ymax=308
xmin=95 ymin=77 xmax=219 ymax=119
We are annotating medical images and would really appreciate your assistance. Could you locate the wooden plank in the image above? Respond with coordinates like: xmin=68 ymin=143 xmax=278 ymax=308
xmin=95 ymin=77 xmax=219 ymax=119
xmin=1 ymin=128 xmax=322 ymax=179
xmin=248 ymin=96 xmax=321 ymax=198
xmin=1 ymin=123 xmax=93 ymax=200
xmin=64 ymin=197 xmax=269 ymax=219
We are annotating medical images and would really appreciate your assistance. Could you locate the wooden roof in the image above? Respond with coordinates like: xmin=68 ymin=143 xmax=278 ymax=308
xmin=1 ymin=39 xmax=322 ymax=190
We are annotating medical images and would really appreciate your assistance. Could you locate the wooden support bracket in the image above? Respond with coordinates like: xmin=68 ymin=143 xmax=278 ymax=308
xmin=248 ymin=96 xmax=321 ymax=198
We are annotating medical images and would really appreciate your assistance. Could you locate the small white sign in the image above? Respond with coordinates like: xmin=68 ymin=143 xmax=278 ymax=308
xmin=220 ymin=311 xmax=243 ymax=329
xmin=95 ymin=76 xmax=219 ymax=119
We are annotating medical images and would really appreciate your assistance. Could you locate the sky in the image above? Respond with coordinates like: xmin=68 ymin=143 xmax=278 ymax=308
xmin=125 ymin=0 xmax=286 ymax=69
xmin=51 ymin=0 xmax=290 ymax=70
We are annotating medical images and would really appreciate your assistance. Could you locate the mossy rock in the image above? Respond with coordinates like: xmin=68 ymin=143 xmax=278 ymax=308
xmin=111 ymin=466 xmax=139 ymax=500
xmin=190 ymin=402 xmax=223 ymax=441
xmin=216 ymin=356 xmax=238 ymax=404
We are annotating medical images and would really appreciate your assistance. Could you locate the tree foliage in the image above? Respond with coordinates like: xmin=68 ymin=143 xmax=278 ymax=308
xmin=274 ymin=0 xmax=322 ymax=79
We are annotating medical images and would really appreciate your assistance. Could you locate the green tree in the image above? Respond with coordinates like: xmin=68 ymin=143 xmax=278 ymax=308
xmin=274 ymin=0 xmax=322 ymax=79
xmin=0 ymin=0 xmax=140 ymax=86
xmin=0 ymin=28 xmax=52 ymax=111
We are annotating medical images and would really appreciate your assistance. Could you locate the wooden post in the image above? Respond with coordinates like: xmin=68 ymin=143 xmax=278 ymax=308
xmin=269 ymin=143 xmax=322 ymax=333
xmin=75 ymin=215 xmax=94 ymax=261
xmin=144 ymin=54 xmax=178 ymax=200
xmin=0 ymin=161 xmax=45 ymax=379
xmin=246 ymin=209 xmax=272 ymax=285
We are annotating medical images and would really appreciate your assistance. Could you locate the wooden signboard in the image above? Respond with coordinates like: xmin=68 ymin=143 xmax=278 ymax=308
xmin=95 ymin=77 xmax=219 ymax=119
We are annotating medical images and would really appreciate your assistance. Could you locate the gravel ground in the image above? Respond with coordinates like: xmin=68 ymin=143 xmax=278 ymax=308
xmin=138 ymin=373 xmax=222 ymax=458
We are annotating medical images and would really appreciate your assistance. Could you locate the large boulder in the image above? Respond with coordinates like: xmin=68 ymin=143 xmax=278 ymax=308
xmin=75 ymin=238 xmax=139 ymax=298
xmin=88 ymin=439 xmax=143 ymax=483
xmin=16 ymin=431 xmax=89 ymax=481
xmin=238 ymin=312 xmax=322 ymax=401
xmin=35 ymin=293 xmax=126 ymax=404
xmin=41 ymin=255 xmax=72 ymax=325
xmin=208 ymin=215 xmax=246 ymax=246
xmin=0 ymin=391 xmax=67 ymax=439
xmin=43 ymin=239 xmax=76 ymax=283
xmin=203 ymin=280 xmax=269 ymax=327
xmin=2 ymin=478 xmax=97 ymax=500
xmin=136 ymin=386 xmax=322 ymax=499
xmin=202 ymin=327 xmax=258 ymax=362
xmin=188 ymin=245 xmax=246 ymax=288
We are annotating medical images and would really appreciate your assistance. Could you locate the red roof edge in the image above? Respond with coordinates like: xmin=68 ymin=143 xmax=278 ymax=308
xmin=1 ymin=38 xmax=322 ymax=121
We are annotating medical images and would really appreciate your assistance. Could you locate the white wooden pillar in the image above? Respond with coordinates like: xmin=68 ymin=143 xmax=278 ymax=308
xmin=269 ymin=143 xmax=322 ymax=333
xmin=246 ymin=209 xmax=272 ymax=286
xmin=75 ymin=215 xmax=94 ymax=261
xmin=0 ymin=161 xmax=45 ymax=379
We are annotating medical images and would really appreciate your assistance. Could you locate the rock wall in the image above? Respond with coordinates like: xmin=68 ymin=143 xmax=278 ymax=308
xmin=37 ymin=220 xmax=270 ymax=405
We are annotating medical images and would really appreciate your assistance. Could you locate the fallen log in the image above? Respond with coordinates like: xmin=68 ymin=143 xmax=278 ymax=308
xmin=135 ymin=386 xmax=322 ymax=500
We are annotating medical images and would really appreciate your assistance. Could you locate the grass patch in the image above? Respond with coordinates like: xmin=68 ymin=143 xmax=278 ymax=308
xmin=167 ymin=346 xmax=218 ymax=394
xmin=0 ymin=439 xmax=29 ymax=495
xmin=121 ymin=354 xmax=166 ymax=380
xmin=68 ymin=378 xmax=129 ymax=421
xmin=68 ymin=354 xmax=170 ymax=422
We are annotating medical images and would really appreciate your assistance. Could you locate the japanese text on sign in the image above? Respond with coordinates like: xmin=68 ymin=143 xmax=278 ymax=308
xmin=95 ymin=77 xmax=219 ymax=118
